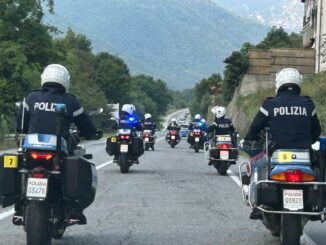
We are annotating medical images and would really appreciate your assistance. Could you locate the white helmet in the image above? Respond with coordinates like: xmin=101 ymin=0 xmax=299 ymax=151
xmin=195 ymin=114 xmax=201 ymax=120
xmin=122 ymin=104 xmax=136 ymax=115
xmin=171 ymin=118 xmax=177 ymax=122
xmin=215 ymin=107 xmax=226 ymax=118
xmin=275 ymin=68 xmax=303 ymax=92
xmin=144 ymin=113 xmax=152 ymax=120
xmin=41 ymin=64 xmax=70 ymax=91
xmin=211 ymin=106 xmax=219 ymax=115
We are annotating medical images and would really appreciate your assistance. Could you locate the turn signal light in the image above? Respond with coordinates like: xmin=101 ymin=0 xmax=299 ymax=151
xmin=30 ymin=152 xmax=53 ymax=160
xmin=271 ymin=170 xmax=315 ymax=182
xmin=217 ymin=144 xmax=230 ymax=150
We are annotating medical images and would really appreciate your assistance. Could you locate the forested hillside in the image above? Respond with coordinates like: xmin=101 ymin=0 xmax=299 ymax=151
xmin=0 ymin=1 xmax=171 ymax=142
xmin=45 ymin=0 xmax=269 ymax=89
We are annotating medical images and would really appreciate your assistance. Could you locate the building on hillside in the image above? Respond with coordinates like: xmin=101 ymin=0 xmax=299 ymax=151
xmin=301 ymin=0 xmax=326 ymax=72
xmin=239 ymin=49 xmax=315 ymax=96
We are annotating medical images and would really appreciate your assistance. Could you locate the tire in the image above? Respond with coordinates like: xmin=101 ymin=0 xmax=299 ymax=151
xmin=171 ymin=143 xmax=175 ymax=148
xmin=280 ymin=214 xmax=301 ymax=245
xmin=217 ymin=162 xmax=228 ymax=176
xmin=25 ymin=201 xmax=51 ymax=245
xmin=194 ymin=143 xmax=200 ymax=153
xmin=145 ymin=144 xmax=149 ymax=151
xmin=119 ymin=154 xmax=130 ymax=174
xmin=53 ymin=226 xmax=66 ymax=239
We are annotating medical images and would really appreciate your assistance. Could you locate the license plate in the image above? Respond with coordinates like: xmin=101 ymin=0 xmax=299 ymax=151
xmin=145 ymin=138 xmax=149 ymax=142
xmin=171 ymin=136 xmax=176 ymax=140
xmin=26 ymin=178 xmax=48 ymax=199
xmin=283 ymin=189 xmax=303 ymax=211
xmin=220 ymin=151 xmax=229 ymax=160
xmin=195 ymin=137 xmax=200 ymax=142
xmin=120 ymin=144 xmax=128 ymax=153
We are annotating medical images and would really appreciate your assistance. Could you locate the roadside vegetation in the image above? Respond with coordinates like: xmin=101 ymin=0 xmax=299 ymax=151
xmin=234 ymin=73 xmax=326 ymax=135
xmin=189 ymin=27 xmax=303 ymax=119
xmin=0 ymin=1 xmax=173 ymax=145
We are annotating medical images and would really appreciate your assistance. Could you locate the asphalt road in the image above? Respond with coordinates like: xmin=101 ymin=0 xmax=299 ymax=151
xmin=0 ymin=110 xmax=325 ymax=244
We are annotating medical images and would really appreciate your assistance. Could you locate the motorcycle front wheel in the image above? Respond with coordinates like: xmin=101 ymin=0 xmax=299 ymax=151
xmin=25 ymin=201 xmax=51 ymax=245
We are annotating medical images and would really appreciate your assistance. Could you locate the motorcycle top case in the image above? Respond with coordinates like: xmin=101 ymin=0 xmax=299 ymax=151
xmin=62 ymin=156 xmax=97 ymax=209
xmin=0 ymin=154 xmax=20 ymax=208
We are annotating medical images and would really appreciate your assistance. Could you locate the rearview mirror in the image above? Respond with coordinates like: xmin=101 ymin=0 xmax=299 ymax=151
xmin=87 ymin=108 xmax=104 ymax=116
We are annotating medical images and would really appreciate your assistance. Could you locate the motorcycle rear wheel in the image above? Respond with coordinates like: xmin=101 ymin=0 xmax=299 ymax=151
xmin=280 ymin=214 xmax=301 ymax=245
xmin=25 ymin=201 xmax=51 ymax=245
xmin=194 ymin=142 xmax=200 ymax=153
xmin=217 ymin=161 xmax=228 ymax=176
xmin=119 ymin=154 xmax=130 ymax=174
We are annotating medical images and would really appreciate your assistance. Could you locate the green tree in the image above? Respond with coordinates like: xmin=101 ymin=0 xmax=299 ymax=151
xmin=94 ymin=52 xmax=131 ymax=104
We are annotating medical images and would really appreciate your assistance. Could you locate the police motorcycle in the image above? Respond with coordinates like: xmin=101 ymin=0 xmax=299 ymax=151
xmin=0 ymin=103 xmax=100 ymax=245
xmin=187 ymin=120 xmax=207 ymax=153
xmin=205 ymin=134 xmax=238 ymax=175
xmin=166 ymin=129 xmax=180 ymax=148
xmin=239 ymin=131 xmax=326 ymax=245
xmin=106 ymin=116 xmax=144 ymax=174
xmin=142 ymin=129 xmax=155 ymax=151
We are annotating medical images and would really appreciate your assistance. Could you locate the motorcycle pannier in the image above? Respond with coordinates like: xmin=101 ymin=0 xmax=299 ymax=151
xmin=106 ymin=136 xmax=118 ymax=156
xmin=0 ymin=154 xmax=20 ymax=208
xmin=62 ymin=156 xmax=97 ymax=209
xmin=133 ymin=137 xmax=144 ymax=157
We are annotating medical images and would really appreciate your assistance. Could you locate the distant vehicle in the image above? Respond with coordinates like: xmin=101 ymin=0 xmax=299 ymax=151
xmin=180 ymin=124 xmax=190 ymax=138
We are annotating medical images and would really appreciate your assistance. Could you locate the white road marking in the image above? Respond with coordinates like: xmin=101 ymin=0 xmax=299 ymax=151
xmin=0 ymin=209 xmax=14 ymax=221
xmin=228 ymin=169 xmax=318 ymax=245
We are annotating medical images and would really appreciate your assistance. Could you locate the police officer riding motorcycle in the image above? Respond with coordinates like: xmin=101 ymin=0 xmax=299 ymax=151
xmin=187 ymin=114 xmax=207 ymax=153
xmin=141 ymin=113 xmax=156 ymax=151
xmin=205 ymin=107 xmax=238 ymax=175
xmin=166 ymin=118 xmax=181 ymax=148
xmin=11 ymin=64 xmax=102 ymax=244
xmin=106 ymin=104 xmax=144 ymax=173
xmin=240 ymin=68 xmax=323 ymax=244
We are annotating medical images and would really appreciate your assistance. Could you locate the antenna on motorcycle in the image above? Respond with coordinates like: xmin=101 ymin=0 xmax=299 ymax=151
xmin=18 ymin=98 xmax=26 ymax=152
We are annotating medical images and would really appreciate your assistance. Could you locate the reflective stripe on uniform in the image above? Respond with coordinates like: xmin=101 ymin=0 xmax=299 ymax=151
xmin=312 ymin=108 xmax=316 ymax=117
xmin=259 ymin=106 xmax=269 ymax=116
xmin=73 ymin=107 xmax=84 ymax=117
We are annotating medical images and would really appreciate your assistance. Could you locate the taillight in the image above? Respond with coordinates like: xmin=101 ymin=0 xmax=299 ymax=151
xmin=170 ymin=131 xmax=177 ymax=135
xmin=271 ymin=169 xmax=315 ymax=182
xmin=144 ymin=134 xmax=149 ymax=137
xmin=217 ymin=144 xmax=230 ymax=150
xmin=30 ymin=152 xmax=53 ymax=160
xmin=119 ymin=135 xmax=130 ymax=140
xmin=32 ymin=173 xmax=45 ymax=178
xmin=193 ymin=132 xmax=201 ymax=136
